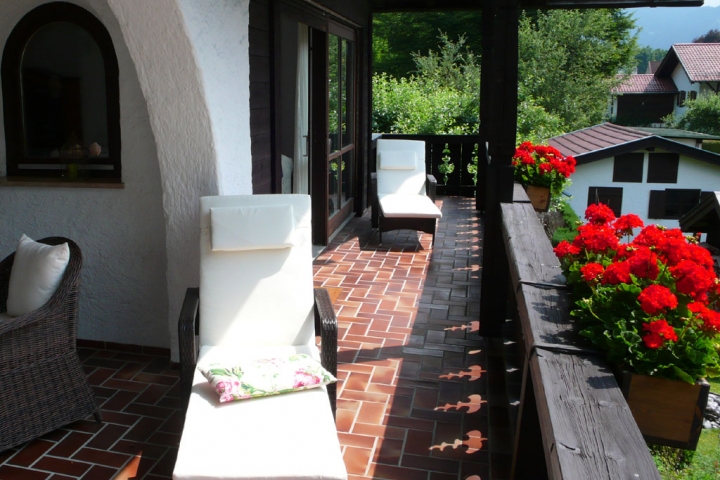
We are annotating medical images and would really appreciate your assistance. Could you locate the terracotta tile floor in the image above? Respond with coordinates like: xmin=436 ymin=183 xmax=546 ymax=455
xmin=314 ymin=196 xmax=511 ymax=480
xmin=0 ymin=196 xmax=511 ymax=480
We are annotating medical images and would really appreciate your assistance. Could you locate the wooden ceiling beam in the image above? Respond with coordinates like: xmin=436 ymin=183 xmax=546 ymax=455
xmin=370 ymin=0 xmax=703 ymax=11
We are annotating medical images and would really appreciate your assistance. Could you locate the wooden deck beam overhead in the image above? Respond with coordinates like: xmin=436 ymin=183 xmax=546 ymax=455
xmin=370 ymin=0 xmax=703 ymax=11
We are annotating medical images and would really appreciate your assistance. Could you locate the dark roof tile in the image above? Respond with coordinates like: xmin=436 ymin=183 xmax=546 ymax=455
xmin=548 ymin=123 xmax=650 ymax=157
xmin=612 ymin=74 xmax=677 ymax=93
xmin=673 ymin=43 xmax=720 ymax=82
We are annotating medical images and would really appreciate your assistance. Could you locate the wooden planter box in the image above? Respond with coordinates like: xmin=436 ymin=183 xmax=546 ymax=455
xmin=616 ymin=371 xmax=710 ymax=450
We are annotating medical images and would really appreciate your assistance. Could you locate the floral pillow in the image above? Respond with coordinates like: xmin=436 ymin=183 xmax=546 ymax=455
xmin=198 ymin=353 xmax=337 ymax=403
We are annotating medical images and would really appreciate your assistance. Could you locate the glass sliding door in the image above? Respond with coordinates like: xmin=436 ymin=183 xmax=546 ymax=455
xmin=327 ymin=33 xmax=355 ymax=222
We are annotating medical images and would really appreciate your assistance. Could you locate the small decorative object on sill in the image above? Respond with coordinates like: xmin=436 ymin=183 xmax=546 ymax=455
xmin=513 ymin=141 xmax=576 ymax=212
xmin=555 ymin=202 xmax=720 ymax=450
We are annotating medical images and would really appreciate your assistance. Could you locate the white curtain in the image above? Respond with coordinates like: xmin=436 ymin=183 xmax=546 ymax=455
xmin=293 ymin=24 xmax=309 ymax=194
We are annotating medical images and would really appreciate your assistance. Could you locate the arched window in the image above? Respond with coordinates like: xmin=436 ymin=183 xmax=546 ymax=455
xmin=2 ymin=3 xmax=120 ymax=180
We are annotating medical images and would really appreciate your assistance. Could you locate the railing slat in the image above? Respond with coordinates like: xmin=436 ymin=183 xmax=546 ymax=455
xmin=531 ymin=349 xmax=661 ymax=480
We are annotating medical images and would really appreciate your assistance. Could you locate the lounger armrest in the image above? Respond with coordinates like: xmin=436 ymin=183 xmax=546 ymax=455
xmin=371 ymin=172 xmax=379 ymax=228
xmin=178 ymin=287 xmax=199 ymax=412
xmin=426 ymin=174 xmax=437 ymax=203
xmin=314 ymin=287 xmax=339 ymax=414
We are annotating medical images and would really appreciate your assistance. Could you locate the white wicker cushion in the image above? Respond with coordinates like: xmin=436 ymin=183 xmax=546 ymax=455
xmin=6 ymin=235 xmax=69 ymax=317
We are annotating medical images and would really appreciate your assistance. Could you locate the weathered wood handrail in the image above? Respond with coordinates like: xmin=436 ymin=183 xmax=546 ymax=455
xmin=502 ymin=188 xmax=661 ymax=480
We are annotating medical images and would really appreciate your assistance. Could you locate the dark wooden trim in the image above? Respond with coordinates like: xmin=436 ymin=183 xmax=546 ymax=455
xmin=2 ymin=2 xmax=121 ymax=179
xmin=310 ymin=28 xmax=329 ymax=245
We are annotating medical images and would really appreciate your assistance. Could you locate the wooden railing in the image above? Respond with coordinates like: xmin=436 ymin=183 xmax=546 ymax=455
xmin=502 ymin=185 xmax=660 ymax=479
xmin=374 ymin=133 xmax=483 ymax=197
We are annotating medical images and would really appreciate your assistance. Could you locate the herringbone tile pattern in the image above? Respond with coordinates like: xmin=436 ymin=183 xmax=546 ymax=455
xmin=0 ymin=196 xmax=510 ymax=480
xmin=314 ymin=196 xmax=511 ymax=480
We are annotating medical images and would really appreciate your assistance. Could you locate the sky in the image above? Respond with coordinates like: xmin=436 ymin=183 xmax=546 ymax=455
xmin=704 ymin=0 xmax=720 ymax=6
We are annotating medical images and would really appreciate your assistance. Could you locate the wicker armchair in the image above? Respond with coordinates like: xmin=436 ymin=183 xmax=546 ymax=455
xmin=0 ymin=237 xmax=100 ymax=452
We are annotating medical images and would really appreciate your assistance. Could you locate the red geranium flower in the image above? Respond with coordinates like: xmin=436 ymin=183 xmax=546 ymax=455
xmin=625 ymin=246 xmax=659 ymax=280
xmin=573 ymin=224 xmax=619 ymax=253
xmin=638 ymin=285 xmax=678 ymax=316
xmin=642 ymin=319 xmax=678 ymax=349
xmin=580 ymin=263 xmax=604 ymax=282
xmin=553 ymin=240 xmax=580 ymax=258
xmin=585 ymin=203 xmax=616 ymax=226
xmin=602 ymin=261 xmax=631 ymax=285
xmin=669 ymin=260 xmax=715 ymax=300
xmin=613 ymin=214 xmax=644 ymax=237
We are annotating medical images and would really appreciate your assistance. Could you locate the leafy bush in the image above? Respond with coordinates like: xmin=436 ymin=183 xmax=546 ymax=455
xmin=664 ymin=93 xmax=720 ymax=136
xmin=551 ymin=200 xmax=581 ymax=245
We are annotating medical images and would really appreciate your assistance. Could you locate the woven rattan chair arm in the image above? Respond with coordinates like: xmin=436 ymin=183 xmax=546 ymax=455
xmin=178 ymin=287 xmax=199 ymax=412
xmin=314 ymin=287 xmax=339 ymax=415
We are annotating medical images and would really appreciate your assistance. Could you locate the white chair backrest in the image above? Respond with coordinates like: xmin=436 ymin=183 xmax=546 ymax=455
xmin=199 ymin=194 xmax=315 ymax=348
xmin=376 ymin=139 xmax=427 ymax=196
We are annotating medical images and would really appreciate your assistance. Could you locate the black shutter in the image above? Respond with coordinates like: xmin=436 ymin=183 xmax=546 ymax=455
xmin=648 ymin=190 xmax=666 ymax=219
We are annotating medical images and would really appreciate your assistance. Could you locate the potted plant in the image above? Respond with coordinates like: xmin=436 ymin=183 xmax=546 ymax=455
xmin=554 ymin=203 xmax=720 ymax=449
xmin=512 ymin=141 xmax=576 ymax=212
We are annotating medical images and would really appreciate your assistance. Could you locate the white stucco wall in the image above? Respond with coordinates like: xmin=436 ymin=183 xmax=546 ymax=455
xmin=107 ymin=0 xmax=252 ymax=360
xmin=178 ymin=0 xmax=252 ymax=195
xmin=671 ymin=63 xmax=700 ymax=117
xmin=0 ymin=0 xmax=168 ymax=346
xmin=0 ymin=0 xmax=253 ymax=360
xmin=566 ymin=150 xmax=720 ymax=231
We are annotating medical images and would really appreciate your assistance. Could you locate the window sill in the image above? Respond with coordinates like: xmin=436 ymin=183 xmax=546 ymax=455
xmin=0 ymin=176 xmax=124 ymax=189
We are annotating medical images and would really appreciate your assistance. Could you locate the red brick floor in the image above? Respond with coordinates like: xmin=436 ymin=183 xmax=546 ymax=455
xmin=314 ymin=196 xmax=511 ymax=480
xmin=0 ymin=196 xmax=511 ymax=480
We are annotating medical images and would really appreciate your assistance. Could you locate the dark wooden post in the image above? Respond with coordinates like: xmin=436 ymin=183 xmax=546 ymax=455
xmin=479 ymin=0 xmax=518 ymax=337
xmin=476 ymin=0 xmax=495 ymax=212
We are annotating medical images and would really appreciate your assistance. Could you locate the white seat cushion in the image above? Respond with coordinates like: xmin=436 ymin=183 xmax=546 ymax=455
xmin=6 ymin=235 xmax=70 ymax=317
xmin=173 ymin=345 xmax=347 ymax=480
xmin=379 ymin=194 xmax=442 ymax=219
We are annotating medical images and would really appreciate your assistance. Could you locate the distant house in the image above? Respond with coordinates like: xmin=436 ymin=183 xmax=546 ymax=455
xmin=549 ymin=123 xmax=720 ymax=231
xmin=610 ymin=43 xmax=720 ymax=126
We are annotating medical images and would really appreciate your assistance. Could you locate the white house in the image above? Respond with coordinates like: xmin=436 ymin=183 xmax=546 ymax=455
xmin=549 ymin=123 xmax=720 ymax=231
xmin=610 ymin=43 xmax=720 ymax=126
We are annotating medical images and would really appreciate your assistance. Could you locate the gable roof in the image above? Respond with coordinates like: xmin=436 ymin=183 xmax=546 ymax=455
xmin=548 ymin=123 xmax=720 ymax=165
xmin=612 ymin=74 xmax=677 ymax=94
xmin=656 ymin=43 xmax=720 ymax=82
xmin=646 ymin=61 xmax=661 ymax=74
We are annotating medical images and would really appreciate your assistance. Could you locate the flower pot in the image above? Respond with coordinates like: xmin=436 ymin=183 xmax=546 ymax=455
xmin=524 ymin=184 xmax=551 ymax=212
xmin=615 ymin=370 xmax=710 ymax=450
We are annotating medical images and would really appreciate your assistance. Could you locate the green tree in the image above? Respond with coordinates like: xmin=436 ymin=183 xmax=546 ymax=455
xmin=372 ymin=9 xmax=638 ymax=141
xmin=664 ymin=93 xmax=720 ymax=136
xmin=518 ymin=9 xmax=638 ymax=132
xmin=373 ymin=12 xmax=482 ymax=78
xmin=635 ymin=45 xmax=667 ymax=74
xmin=694 ymin=29 xmax=720 ymax=43
xmin=372 ymin=35 xmax=479 ymax=135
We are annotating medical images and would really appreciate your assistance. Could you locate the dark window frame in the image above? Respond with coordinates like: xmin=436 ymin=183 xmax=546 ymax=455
xmin=612 ymin=153 xmax=644 ymax=183
xmin=588 ymin=186 xmax=623 ymax=217
xmin=647 ymin=153 xmax=679 ymax=184
xmin=648 ymin=189 xmax=703 ymax=219
xmin=2 ymin=2 xmax=120 ymax=179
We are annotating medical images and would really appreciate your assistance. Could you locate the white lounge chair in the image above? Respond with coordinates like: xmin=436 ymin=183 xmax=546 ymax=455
xmin=371 ymin=139 xmax=443 ymax=246
xmin=174 ymin=194 xmax=346 ymax=480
